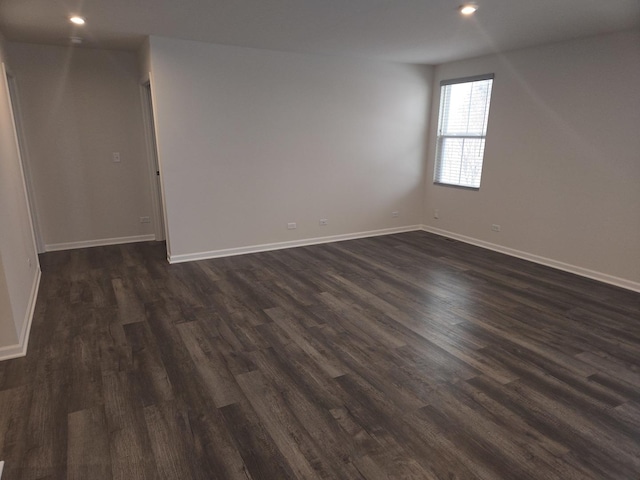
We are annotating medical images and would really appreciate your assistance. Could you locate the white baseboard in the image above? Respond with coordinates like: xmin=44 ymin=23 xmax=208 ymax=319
xmin=169 ymin=226 xmax=422 ymax=264
xmin=421 ymin=225 xmax=640 ymax=293
xmin=45 ymin=234 xmax=156 ymax=252
xmin=0 ymin=266 xmax=41 ymax=361
xmin=0 ymin=460 xmax=4 ymax=478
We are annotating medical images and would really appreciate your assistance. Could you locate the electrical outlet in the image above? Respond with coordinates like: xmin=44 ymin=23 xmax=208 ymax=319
xmin=140 ymin=216 xmax=151 ymax=223
xmin=112 ymin=152 xmax=121 ymax=163
xmin=319 ymin=219 xmax=328 ymax=226
xmin=391 ymin=211 xmax=399 ymax=218
xmin=434 ymin=209 xmax=439 ymax=219
xmin=491 ymin=224 xmax=501 ymax=232
xmin=287 ymin=222 xmax=297 ymax=230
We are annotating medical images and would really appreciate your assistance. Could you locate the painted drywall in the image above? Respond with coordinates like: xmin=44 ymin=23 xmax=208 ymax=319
xmin=0 ymin=254 xmax=18 ymax=346
xmin=148 ymin=36 xmax=431 ymax=258
xmin=6 ymin=43 xmax=155 ymax=249
xmin=138 ymin=38 xmax=151 ymax=80
xmin=424 ymin=30 xmax=640 ymax=285
xmin=0 ymin=31 xmax=39 ymax=352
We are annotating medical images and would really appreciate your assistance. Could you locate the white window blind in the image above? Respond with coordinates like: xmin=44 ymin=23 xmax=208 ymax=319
xmin=435 ymin=74 xmax=494 ymax=189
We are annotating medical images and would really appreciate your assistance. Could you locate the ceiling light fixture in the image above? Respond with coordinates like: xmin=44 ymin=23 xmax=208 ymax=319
xmin=69 ymin=16 xmax=86 ymax=25
xmin=459 ymin=4 xmax=478 ymax=15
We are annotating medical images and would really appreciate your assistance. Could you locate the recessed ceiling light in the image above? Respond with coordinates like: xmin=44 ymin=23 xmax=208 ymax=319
xmin=69 ymin=16 xmax=86 ymax=25
xmin=459 ymin=4 xmax=478 ymax=15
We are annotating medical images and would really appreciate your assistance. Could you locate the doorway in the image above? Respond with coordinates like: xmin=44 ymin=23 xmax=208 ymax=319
xmin=141 ymin=80 xmax=166 ymax=242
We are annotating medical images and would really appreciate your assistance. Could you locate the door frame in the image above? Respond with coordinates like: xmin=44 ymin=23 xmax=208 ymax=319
xmin=140 ymin=75 xmax=167 ymax=244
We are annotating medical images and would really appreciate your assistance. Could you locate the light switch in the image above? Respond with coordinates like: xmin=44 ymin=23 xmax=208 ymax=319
xmin=112 ymin=152 xmax=121 ymax=162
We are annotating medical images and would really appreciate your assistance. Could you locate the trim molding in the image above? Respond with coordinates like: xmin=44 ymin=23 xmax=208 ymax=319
xmin=45 ymin=234 xmax=156 ymax=252
xmin=0 ymin=266 xmax=41 ymax=361
xmin=169 ymin=226 xmax=422 ymax=264
xmin=421 ymin=225 xmax=640 ymax=293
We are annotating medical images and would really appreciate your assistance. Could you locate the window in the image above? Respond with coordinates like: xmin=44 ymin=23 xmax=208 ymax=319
xmin=434 ymin=74 xmax=494 ymax=189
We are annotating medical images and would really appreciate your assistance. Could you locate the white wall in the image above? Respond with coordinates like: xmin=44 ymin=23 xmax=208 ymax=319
xmin=0 ymin=254 xmax=18 ymax=348
xmin=6 ymin=43 xmax=155 ymax=249
xmin=0 ymin=31 xmax=40 ymax=356
xmin=148 ymin=37 xmax=432 ymax=259
xmin=138 ymin=38 xmax=151 ymax=80
xmin=424 ymin=30 xmax=640 ymax=287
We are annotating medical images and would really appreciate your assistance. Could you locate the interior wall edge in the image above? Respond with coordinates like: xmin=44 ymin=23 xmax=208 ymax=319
xmin=0 ymin=266 xmax=40 ymax=361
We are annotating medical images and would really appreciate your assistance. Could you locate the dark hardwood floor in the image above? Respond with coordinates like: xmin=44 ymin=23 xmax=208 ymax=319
xmin=1 ymin=231 xmax=639 ymax=479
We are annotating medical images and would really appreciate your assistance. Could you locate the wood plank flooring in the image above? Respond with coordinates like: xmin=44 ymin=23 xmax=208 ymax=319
xmin=1 ymin=231 xmax=639 ymax=479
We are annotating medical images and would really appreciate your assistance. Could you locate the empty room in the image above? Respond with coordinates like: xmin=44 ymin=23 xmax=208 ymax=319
xmin=0 ymin=0 xmax=639 ymax=478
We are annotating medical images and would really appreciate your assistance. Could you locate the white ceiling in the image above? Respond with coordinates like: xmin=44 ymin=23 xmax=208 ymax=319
xmin=1 ymin=0 xmax=639 ymax=64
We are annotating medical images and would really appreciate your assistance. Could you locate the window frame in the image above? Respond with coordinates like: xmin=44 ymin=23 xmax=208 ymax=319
xmin=434 ymin=73 xmax=495 ymax=190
